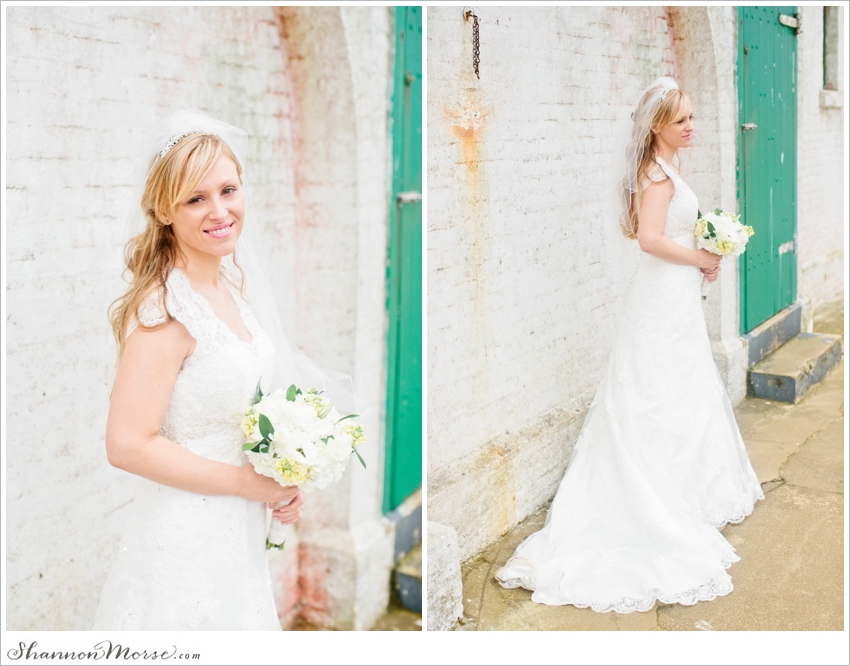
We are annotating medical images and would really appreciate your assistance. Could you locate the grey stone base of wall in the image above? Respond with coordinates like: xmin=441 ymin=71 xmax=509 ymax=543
xmin=742 ymin=301 xmax=803 ymax=367
xmin=427 ymin=397 xmax=590 ymax=630
xmin=428 ymin=398 xmax=589 ymax=566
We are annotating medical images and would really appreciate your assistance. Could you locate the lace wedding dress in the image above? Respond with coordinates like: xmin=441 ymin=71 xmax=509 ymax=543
xmin=94 ymin=267 xmax=281 ymax=630
xmin=496 ymin=157 xmax=764 ymax=613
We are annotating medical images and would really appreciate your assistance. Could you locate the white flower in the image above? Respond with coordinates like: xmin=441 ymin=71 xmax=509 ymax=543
xmin=241 ymin=386 xmax=366 ymax=496
xmin=695 ymin=209 xmax=754 ymax=257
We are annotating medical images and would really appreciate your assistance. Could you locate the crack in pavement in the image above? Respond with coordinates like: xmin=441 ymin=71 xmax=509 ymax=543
xmin=777 ymin=413 xmax=844 ymax=487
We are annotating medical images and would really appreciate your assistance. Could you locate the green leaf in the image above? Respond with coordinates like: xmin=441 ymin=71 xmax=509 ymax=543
xmin=259 ymin=414 xmax=274 ymax=439
xmin=296 ymin=388 xmax=302 ymax=396
xmin=285 ymin=384 xmax=297 ymax=402
xmin=697 ymin=209 xmax=702 ymax=219
xmin=320 ymin=435 xmax=336 ymax=444
xmin=317 ymin=403 xmax=333 ymax=419
xmin=714 ymin=208 xmax=722 ymax=216
xmin=354 ymin=448 xmax=367 ymax=469
xmin=253 ymin=380 xmax=264 ymax=405
xmin=335 ymin=413 xmax=360 ymax=424
xmin=706 ymin=221 xmax=715 ymax=233
xmin=242 ymin=442 xmax=259 ymax=452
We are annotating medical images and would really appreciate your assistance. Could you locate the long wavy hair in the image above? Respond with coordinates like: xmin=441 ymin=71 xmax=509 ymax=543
xmin=623 ymin=89 xmax=691 ymax=239
xmin=109 ymin=134 xmax=243 ymax=357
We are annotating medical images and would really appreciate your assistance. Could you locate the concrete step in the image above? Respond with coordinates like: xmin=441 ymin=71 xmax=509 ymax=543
xmin=386 ymin=487 xmax=422 ymax=563
xmin=742 ymin=302 xmax=802 ymax=366
xmin=394 ymin=542 xmax=422 ymax=614
xmin=749 ymin=332 xmax=843 ymax=403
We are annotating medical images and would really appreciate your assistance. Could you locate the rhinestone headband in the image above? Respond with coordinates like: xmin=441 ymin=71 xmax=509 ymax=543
xmin=660 ymin=88 xmax=673 ymax=101
xmin=158 ymin=129 xmax=218 ymax=158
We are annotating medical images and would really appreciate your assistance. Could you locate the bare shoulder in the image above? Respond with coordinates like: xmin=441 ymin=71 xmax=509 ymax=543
xmin=124 ymin=316 xmax=196 ymax=368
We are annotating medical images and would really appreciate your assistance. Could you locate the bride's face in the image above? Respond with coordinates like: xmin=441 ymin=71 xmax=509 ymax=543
xmin=166 ymin=155 xmax=245 ymax=261
xmin=656 ymin=104 xmax=694 ymax=150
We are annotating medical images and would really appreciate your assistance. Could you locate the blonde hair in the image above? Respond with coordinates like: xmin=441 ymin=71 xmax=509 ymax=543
xmin=109 ymin=134 xmax=243 ymax=356
xmin=623 ymin=89 xmax=691 ymax=239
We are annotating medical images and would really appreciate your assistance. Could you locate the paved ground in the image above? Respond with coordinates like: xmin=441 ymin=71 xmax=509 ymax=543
xmin=292 ymin=597 xmax=422 ymax=631
xmin=456 ymin=298 xmax=844 ymax=631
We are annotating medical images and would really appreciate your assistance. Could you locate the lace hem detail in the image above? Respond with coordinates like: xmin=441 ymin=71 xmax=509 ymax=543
xmin=561 ymin=578 xmax=733 ymax=614
xmin=705 ymin=482 xmax=765 ymax=529
xmin=496 ymin=558 xmax=736 ymax=614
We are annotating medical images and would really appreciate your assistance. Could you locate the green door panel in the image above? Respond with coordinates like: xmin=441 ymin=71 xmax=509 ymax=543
xmin=738 ymin=6 xmax=798 ymax=334
xmin=384 ymin=6 xmax=422 ymax=513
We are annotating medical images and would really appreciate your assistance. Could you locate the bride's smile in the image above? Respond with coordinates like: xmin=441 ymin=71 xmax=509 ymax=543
xmin=204 ymin=221 xmax=235 ymax=238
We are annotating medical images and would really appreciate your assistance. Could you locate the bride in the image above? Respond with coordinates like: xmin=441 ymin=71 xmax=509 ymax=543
xmin=95 ymin=111 xmax=312 ymax=630
xmin=495 ymin=78 xmax=764 ymax=613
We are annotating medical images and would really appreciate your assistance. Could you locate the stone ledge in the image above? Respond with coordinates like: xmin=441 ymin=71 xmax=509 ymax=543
xmin=385 ymin=486 xmax=422 ymax=564
xmin=742 ymin=302 xmax=802 ymax=367
xmin=749 ymin=332 xmax=843 ymax=403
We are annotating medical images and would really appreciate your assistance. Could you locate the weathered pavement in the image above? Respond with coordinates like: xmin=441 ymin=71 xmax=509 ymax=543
xmin=292 ymin=597 xmax=422 ymax=631
xmin=456 ymin=298 xmax=844 ymax=631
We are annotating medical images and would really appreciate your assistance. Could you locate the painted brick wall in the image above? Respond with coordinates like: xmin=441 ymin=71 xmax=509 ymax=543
xmin=428 ymin=6 xmax=677 ymax=478
xmin=427 ymin=6 xmax=683 ymax=561
xmin=5 ymin=6 xmax=300 ymax=631
xmin=796 ymin=6 xmax=845 ymax=308
xmin=5 ymin=5 xmax=393 ymax=631
xmin=427 ymin=5 xmax=844 ymax=570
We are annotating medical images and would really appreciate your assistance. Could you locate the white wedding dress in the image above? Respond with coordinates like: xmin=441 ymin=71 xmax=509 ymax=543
xmin=94 ymin=267 xmax=281 ymax=630
xmin=496 ymin=157 xmax=764 ymax=613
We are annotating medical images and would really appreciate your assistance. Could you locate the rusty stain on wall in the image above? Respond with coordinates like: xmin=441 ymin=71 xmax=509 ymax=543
xmin=444 ymin=95 xmax=492 ymax=303
xmin=298 ymin=545 xmax=334 ymax=627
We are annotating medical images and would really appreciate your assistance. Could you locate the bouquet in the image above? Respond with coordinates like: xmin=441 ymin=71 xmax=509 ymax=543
xmin=694 ymin=208 xmax=755 ymax=300
xmin=241 ymin=383 xmax=366 ymax=549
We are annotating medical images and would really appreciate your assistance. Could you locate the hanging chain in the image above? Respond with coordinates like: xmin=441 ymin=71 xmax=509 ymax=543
xmin=471 ymin=12 xmax=480 ymax=79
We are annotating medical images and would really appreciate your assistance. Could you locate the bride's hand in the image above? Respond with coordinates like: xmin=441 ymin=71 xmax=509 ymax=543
xmin=238 ymin=465 xmax=301 ymax=505
xmin=695 ymin=249 xmax=722 ymax=270
xmin=272 ymin=489 xmax=305 ymax=524
xmin=700 ymin=265 xmax=721 ymax=283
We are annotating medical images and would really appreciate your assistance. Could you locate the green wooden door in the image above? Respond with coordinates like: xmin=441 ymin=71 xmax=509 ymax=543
xmin=384 ymin=6 xmax=422 ymax=513
xmin=738 ymin=6 xmax=798 ymax=334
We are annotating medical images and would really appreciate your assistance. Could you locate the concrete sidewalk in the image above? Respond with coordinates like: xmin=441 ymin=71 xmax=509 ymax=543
xmin=456 ymin=298 xmax=844 ymax=631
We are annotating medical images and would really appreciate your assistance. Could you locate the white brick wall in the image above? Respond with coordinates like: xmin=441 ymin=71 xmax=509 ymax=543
xmin=797 ymin=6 xmax=845 ymax=308
xmin=428 ymin=6 xmax=677 ymax=479
xmin=5 ymin=5 xmax=393 ymax=631
xmin=427 ymin=5 xmax=844 ymax=578
xmin=427 ymin=7 xmax=687 ymax=564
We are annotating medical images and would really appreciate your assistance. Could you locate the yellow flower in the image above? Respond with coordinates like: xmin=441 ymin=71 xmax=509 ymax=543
xmin=241 ymin=408 xmax=259 ymax=439
xmin=275 ymin=458 xmax=308 ymax=486
xmin=345 ymin=424 xmax=367 ymax=449
xmin=304 ymin=388 xmax=331 ymax=416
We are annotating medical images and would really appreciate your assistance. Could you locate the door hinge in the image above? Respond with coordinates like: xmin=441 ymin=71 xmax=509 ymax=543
xmin=396 ymin=191 xmax=422 ymax=204
xmin=779 ymin=12 xmax=802 ymax=35
xmin=742 ymin=123 xmax=758 ymax=131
